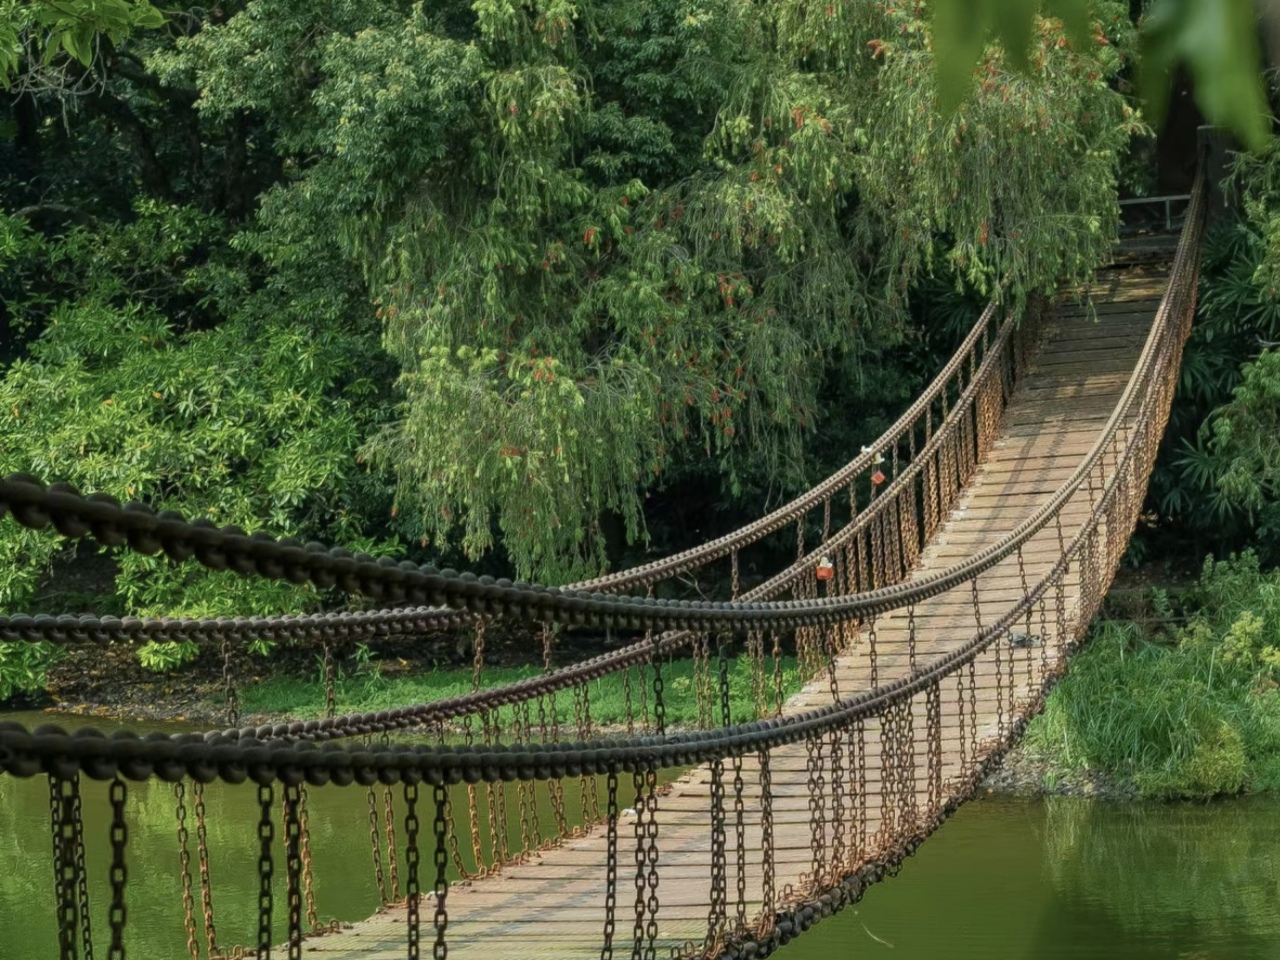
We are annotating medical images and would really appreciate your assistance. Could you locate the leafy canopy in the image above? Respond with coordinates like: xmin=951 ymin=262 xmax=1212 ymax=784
xmin=2 ymin=0 xmax=1136 ymax=594
xmin=0 ymin=0 xmax=164 ymax=82
xmin=195 ymin=0 xmax=1134 ymax=579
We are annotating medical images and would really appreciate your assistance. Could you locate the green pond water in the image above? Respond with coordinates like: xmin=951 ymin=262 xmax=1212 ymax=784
xmin=3 ymin=710 xmax=1279 ymax=959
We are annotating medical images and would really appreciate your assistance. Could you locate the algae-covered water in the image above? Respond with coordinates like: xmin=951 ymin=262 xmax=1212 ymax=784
xmin=3 ymin=711 xmax=1279 ymax=960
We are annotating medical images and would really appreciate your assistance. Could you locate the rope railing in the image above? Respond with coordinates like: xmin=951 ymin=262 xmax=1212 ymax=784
xmin=0 ymin=297 xmax=1010 ymax=644
xmin=0 ymin=170 xmax=1205 ymax=960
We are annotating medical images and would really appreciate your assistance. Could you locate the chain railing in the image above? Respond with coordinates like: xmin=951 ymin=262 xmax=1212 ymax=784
xmin=0 ymin=170 xmax=1204 ymax=960
xmin=0 ymin=295 xmax=1018 ymax=649
xmin=0 ymin=296 xmax=1036 ymax=754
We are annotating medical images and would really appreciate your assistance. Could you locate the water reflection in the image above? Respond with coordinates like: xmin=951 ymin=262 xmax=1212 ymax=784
xmin=0 ymin=711 xmax=669 ymax=960
xmin=1036 ymin=797 xmax=1280 ymax=957
xmin=785 ymin=795 xmax=1280 ymax=960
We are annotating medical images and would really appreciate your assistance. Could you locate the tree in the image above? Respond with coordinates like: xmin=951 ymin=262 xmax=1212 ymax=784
xmin=210 ymin=0 xmax=1135 ymax=579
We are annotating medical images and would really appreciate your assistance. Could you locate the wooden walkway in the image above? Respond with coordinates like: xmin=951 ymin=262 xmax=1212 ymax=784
xmin=306 ymin=263 xmax=1170 ymax=959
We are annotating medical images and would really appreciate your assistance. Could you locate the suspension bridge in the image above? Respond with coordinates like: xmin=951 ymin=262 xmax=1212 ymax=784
xmin=0 ymin=172 xmax=1204 ymax=960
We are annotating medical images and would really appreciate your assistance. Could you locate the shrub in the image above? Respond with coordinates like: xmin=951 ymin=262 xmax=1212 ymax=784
xmin=1025 ymin=553 xmax=1280 ymax=798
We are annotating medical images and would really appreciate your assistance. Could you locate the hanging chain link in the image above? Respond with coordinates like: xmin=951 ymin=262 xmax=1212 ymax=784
xmin=192 ymin=782 xmax=220 ymax=958
xmin=220 ymin=633 xmax=239 ymax=729
xmin=705 ymin=758 xmax=727 ymax=955
xmin=867 ymin=615 xmax=879 ymax=688
xmin=297 ymin=787 xmax=322 ymax=935
xmin=322 ymin=644 xmax=336 ymax=720
xmin=50 ymin=773 xmax=81 ymax=960
xmin=70 ymin=777 xmax=94 ymax=960
xmin=649 ymin=632 xmax=666 ymax=737
xmin=828 ymin=725 xmax=846 ymax=881
xmin=384 ymin=786 xmax=402 ymax=900
xmin=631 ymin=763 xmax=660 ymax=960
xmin=623 ymin=665 xmax=635 ymax=737
xmin=770 ymin=631 xmax=784 ymax=717
xmin=175 ymin=781 xmax=199 ymax=960
xmin=853 ymin=718 xmax=867 ymax=864
xmin=405 ymin=782 xmax=421 ymax=960
xmin=731 ymin=751 xmax=747 ymax=936
xmin=601 ymin=768 xmax=619 ymax=960
xmin=282 ymin=783 xmax=303 ymax=960
xmin=256 ymin=783 xmax=275 ymax=960
xmin=432 ymin=784 xmax=449 ymax=960
xmin=757 ymin=749 xmax=776 ymax=938
xmin=906 ymin=602 xmax=918 ymax=673
xmin=926 ymin=681 xmax=943 ymax=821
xmin=803 ymin=734 xmax=825 ymax=894
xmin=367 ymin=786 xmax=388 ymax=905
xmin=107 ymin=779 xmax=128 ymax=960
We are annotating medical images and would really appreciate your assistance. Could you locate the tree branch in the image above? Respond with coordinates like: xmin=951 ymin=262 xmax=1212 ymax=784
xmin=10 ymin=202 xmax=99 ymax=228
xmin=88 ymin=91 xmax=174 ymax=200
xmin=104 ymin=51 xmax=198 ymax=106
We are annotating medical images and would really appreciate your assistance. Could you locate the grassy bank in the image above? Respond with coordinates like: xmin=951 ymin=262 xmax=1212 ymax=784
xmin=239 ymin=652 xmax=806 ymax=730
xmin=1022 ymin=553 xmax=1280 ymax=799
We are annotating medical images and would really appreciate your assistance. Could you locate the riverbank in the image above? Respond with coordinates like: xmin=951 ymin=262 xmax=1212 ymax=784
xmin=980 ymin=743 xmax=1140 ymax=799
xmin=21 ymin=637 xmax=805 ymax=732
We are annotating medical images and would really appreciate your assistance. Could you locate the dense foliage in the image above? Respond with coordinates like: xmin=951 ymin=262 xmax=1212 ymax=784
xmin=1025 ymin=553 xmax=1280 ymax=798
xmin=1137 ymin=149 xmax=1280 ymax=565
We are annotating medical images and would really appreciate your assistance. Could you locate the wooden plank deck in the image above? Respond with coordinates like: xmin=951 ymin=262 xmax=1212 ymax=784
xmin=304 ymin=261 xmax=1169 ymax=959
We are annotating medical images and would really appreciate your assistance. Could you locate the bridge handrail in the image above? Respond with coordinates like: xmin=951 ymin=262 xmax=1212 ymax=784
xmin=0 ymin=206 xmax=1194 ymax=633
xmin=0 ymin=295 xmax=1006 ymax=646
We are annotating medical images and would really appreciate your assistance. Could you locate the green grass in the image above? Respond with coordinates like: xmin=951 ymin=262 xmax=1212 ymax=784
xmin=1024 ymin=552 xmax=1280 ymax=798
xmin=239 ymin=653 xmax=806 ymax=730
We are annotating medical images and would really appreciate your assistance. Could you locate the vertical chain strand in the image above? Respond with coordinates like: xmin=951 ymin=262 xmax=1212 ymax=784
xmin=405 ymin=782 xmax=421 ymax=960
xmin=107 ymin=779 xmax=128 ymax=960
xmin=256 ymin=783 xmax=275 ymax=960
